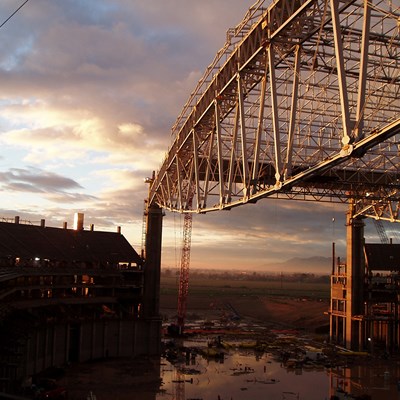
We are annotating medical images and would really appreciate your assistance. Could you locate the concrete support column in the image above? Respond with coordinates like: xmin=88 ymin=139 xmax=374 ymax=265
xmin=345 ymin=205 xmax=365 ymax=350
xmin=358 ymin=320 xmax=364 ymax=351
xmin=142 ymin=201 xmax=163 ymax=354
xmin=395 ymin=302 xmax=399 ymax=349
xmin=143 ymin=202 xmax=163 ymax=319
xmin=65 ymin=324 xmax=70 ymax=363
xmin=91 ymin=321 xmax=95 ymax=359
xmin=51 ymin=326 xmax=56 ymax=366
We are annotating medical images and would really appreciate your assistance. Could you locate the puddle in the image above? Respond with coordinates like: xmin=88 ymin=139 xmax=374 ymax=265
xmin=159 ymin=348 xmax=328 ymax=400
xmin=55 ymin=330 xmax=400 ymax=400
xmin=157 ymin=338 xmax=400 ymax=400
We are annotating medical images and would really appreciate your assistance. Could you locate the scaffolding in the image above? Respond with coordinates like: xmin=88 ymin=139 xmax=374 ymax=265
xmin=330 ymin=239 xmax=400 ymax=353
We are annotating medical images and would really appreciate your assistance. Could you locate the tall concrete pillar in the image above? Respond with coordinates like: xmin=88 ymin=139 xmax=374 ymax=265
xmin=345 ymin=204 xmax=365 ymax=350
xmin=142 ymin=201 xmax=163 ymax=354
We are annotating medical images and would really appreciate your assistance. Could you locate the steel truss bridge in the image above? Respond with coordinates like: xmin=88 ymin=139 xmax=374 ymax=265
xmin=149 ymin=0 xmax=400 ymax=222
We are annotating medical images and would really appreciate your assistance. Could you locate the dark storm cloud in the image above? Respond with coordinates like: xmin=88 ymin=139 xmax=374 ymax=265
xmin=0 ymin=167 xmax=82 ymax=192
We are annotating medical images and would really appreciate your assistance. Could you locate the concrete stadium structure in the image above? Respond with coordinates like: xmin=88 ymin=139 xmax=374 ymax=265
xmin=0 ymin=213 xmax=162 ymax=394
xmin=330 ymin=210 xmax=400 ymax=353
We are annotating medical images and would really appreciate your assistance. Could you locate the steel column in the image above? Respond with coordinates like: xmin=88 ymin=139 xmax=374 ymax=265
xmin=330 ymin=0 xmax=352 ymax=146
xmin=238 ymin=73 xmax=250 ymax=200
xmin=268 ymin=44 xmax=283 ymax=185
xmin=355 ymin=0 xmax=371 ymax=140
xmin=285 ymin=44 xmax=301 ymax=179
xmin=215 ymin=100 xmax=225 ymax=207
xmin=251 ymin=52 xmax=268 ymax=193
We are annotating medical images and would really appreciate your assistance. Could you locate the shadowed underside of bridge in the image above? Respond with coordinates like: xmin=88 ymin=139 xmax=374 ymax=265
xmin=149 ymin=0 xmax=400 ymax=222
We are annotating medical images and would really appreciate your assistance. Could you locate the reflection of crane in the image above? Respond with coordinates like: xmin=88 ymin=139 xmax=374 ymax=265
xmin=177 ymin=210 xmax=192 ymax=333
xmin=173 ymin=363 xmax=185 ymax=400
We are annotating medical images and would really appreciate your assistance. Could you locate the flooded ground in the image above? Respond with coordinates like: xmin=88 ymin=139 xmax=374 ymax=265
xmin=58 ymin=325 xmax=400 ymax=400
xmin=159 ymin=345 xmax=328 ymax=400
xmin=158 ymin=338 xmax=400 ymax=400
xmin=27 ymin=291 xmax=399 ymax=400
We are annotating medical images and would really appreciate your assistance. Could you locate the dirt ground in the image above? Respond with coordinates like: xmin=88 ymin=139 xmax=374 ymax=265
xmin=160 ymin=291 xmax=330 ymax=332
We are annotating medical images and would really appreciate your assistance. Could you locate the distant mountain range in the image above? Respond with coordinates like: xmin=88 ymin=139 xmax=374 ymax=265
xmin=259 ymin=256 xmax=333 ymax=275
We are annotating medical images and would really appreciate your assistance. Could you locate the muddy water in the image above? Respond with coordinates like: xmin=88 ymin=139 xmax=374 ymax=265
xmin=159 ymin=350 xmax=328 ymax=400
xmin=60 ymin=341 xmax=400 ymax=400
xmin=329 ymin=361 xmax=400 ymax=400
xmin=157 ymin=340 xmax=400 ymax=400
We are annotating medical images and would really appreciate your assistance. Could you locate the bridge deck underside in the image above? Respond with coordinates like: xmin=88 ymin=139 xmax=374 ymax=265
xmin=150 ymin=0 xmax=400 ymax=221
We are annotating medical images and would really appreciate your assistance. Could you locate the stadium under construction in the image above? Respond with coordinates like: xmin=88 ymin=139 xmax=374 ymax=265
xmin=1 ymin=0 xmax=400 ymax=396
xmin=0 ymin=207 xmax=163 ymax=394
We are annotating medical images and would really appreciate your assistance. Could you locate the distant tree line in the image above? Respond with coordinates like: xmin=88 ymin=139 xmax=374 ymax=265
xmin=161 ymin=268 xmax=330 ymax=284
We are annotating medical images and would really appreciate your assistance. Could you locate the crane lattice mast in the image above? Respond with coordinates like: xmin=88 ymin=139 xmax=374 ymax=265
xmin=177 ymin=210 xmax=192 ymax=333
xmin=373 ymin=219 xmax=390 ymax=244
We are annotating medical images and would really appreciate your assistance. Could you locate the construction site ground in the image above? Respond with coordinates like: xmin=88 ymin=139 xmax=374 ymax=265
xmin=37 ymin=275 xmax=400 ymax=399
xmin=159 ymin=274 xmax=330 ymax=333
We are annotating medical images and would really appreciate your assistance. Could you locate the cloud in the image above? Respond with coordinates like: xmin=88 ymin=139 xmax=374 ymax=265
xmin=0 ymin=167 xmax=82 ymax=192
xmin=161 ymin=199 xmax=349 ymax=269
xmin=0 ymin=1 xmax=355 ymax=270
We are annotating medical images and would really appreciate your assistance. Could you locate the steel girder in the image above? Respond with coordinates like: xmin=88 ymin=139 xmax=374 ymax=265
xmin=149 ymin=0 xmax=400 ymax=219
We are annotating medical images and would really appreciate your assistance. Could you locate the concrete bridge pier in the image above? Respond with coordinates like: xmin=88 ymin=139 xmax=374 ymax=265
xmin=345 ymin=204 xmax=365 ymax=350
xmin=142 ymin=201 xmax=163 ymax=354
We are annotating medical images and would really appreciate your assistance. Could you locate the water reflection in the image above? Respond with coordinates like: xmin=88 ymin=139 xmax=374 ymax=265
xmin=158 ymin=340 xmax=400 ymax=400
xmin=159 ymin=344 xmax=329 ymax=399
xmin=59 ymin=338 xmax=400 ymax=399
xmin=329 ymin=361 xmax=400 ymax=399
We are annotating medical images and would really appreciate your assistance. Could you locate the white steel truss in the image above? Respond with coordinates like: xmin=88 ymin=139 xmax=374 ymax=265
xmin=149 ymin=0 xmax=400 ymax=220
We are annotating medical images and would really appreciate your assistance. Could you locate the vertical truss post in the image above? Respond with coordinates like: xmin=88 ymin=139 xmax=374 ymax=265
xmin=355 ymin=0 xmax=371 ymax=140
xmin=226 ymin=102 xmax=240 ymax=204
xmin=215 ymin=100 xmax=225 ymax=207
xmin=285 ymin=44 xmax=301 ymax=179
xmin=202 ymin=128 xmax=215 ymax=209
xmin=166 ymin=173 xmax=172 ymax=208
xmin=251 ymin=52 xmax=268 ymax=194
xmin=176 ymin=155 xmax=183 ymax=211
xmin=268 ymin=44 xmax=283 ymax=185
xmin=238 ymin=73 xmax=250 ymax=199
xmin=330 ymin=0 xmax=352 ymax=146
xmin=192 ymin=129 xmax=200 ymax=210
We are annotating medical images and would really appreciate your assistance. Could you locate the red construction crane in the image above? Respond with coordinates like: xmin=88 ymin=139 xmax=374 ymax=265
xmin=373 ymin=219 xmax=390 ymax=244
xmin=176 ymin=210 xmax=192 ymax=334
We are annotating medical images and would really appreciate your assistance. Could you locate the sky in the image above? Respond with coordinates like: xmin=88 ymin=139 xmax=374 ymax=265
xmin=0 ymin=0 xmax=383 ymax=273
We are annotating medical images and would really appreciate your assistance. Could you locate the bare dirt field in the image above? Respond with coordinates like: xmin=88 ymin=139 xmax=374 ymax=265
xmin=160 ymin=274 xmax=330 ymax=332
